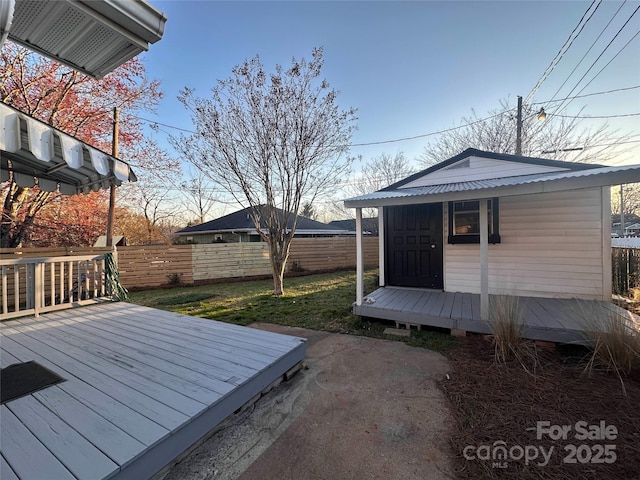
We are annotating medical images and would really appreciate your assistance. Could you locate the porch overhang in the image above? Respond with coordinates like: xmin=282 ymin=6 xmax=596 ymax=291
xmin=2 ymin=0 xmax=167 ymax=79
xmin=0 ymin=101 xmax=136 ymax=195
xmin=344 ymin=164 xmax=640 ymax=208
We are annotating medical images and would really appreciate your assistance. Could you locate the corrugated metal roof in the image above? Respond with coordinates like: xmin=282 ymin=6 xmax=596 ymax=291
xmin=344 ymin=163 xmax=640 ymax=208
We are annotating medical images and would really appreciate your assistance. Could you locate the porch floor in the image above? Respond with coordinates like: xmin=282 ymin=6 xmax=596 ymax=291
xmin=355 ymin=287 xmax=638 ymax=345
xmin=0 ymin=302 xmax=306 ymax=480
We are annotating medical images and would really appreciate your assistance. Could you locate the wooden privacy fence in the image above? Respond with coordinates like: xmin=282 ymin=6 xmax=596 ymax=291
xmin=1 ymin=238 xmax=379 ymax=291
xmin=117 ymin=237 xmax=379 ymax=288
xmin=612 ymin=246 xmax=640 ymax=295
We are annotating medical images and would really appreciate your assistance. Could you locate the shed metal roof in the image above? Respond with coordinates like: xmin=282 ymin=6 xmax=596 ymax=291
xmin=345 ymin=162 xmax=640 ymax=208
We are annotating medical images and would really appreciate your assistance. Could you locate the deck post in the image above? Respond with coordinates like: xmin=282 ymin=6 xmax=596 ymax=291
xmin=601 ymin=186 xmax=612 ymax=300
xmin=480 ymin=200 xmax=489 ymax=321
xmin=378 ymin=207 xmax=385 ymax=286
xmin=356 ymin=207 xmax=364 ymax=306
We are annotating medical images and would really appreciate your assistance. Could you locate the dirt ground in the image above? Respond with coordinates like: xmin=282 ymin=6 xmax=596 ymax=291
xmin=440 ymin=335 xmax=640 ymax=480
xmin=163 ymin=325 xmax=454 ymax=480
xmin=162 ymin=323 xmax=639 ymax=480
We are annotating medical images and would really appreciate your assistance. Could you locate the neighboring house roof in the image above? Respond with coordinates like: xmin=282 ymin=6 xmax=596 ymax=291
xmin=175 ymin=207 xmax=349 ymax=236
xmin=328 ymin=218 xmax=379 ymax=234
xmin=2 ymin=0 xmax=167 ymax=79
xmin=345 ymin=148 xmax=640 ymax=208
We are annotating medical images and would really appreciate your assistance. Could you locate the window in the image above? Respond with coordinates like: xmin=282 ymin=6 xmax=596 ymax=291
xmin=448 ymin=198 xmax=500 ymax=244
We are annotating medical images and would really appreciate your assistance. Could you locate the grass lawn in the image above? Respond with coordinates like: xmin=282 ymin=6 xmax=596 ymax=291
xmin=127 ymin=269 xmax=458 ymax=351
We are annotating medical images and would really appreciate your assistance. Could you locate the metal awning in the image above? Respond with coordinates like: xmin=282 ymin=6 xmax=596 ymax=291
xmin=2 ymin=0 xmax=166 ymax=79
xmin=0 ymin=101 xmax=136 ymax=194
xmin=344 ymin=163 xmax=640 ymax=208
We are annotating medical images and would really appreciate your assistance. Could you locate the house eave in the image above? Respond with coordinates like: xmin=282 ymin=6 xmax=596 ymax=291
xmin=5 ymin=0 xmax=167 ymax=79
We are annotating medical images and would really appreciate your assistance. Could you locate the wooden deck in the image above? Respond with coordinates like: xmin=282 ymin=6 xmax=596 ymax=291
xmin=0 ymin=302 xmax=306 ymax=480
xmin=355 ymin=287 xmax=637 ymax=344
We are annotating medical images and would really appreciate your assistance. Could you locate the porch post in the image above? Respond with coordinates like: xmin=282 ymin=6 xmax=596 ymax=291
xmin=356 ymin=207 xmax=364 ymax=306
xmin=480 ymin=200 xmax=489 ymax=321
xmin=378 ymin=207 xmax=385 ymax=286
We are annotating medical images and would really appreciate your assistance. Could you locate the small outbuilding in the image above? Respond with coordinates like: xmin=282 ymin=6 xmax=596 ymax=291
xmin=345 ymin=148 xmax=640 ymax=343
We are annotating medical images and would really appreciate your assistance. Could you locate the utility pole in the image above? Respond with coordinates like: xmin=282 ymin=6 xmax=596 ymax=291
xmin=106 ymin=107 xmax=119 ymax=247
xmin=515 ymin=95 xmax=523 ymax=155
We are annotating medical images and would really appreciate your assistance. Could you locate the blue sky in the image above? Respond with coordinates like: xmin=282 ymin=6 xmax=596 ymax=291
xmin=140 ymin=0 xmax=640 ymax=171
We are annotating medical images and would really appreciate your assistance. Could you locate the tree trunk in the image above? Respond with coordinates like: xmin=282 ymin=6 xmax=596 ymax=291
xmin=268 ymin=235 xmax=291 ymax=296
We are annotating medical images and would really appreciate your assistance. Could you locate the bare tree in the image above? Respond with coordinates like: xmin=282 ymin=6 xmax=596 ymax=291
xmin=172 ymin=47 xmax=356 ymax=295
xmin=118 ymin=139 xmax=180 ymax=244
xmin=419 ymin=99 xmax=634 ymax=166
xmin=612 ymin=184 xmax=640 ymax=220
xmin=180 ymin=166 xmax=219 ymax=224
xmin=331 ymin=151 xmax=416 ymax=219
xmin=301 ymin=202 xmax=317 ymax=220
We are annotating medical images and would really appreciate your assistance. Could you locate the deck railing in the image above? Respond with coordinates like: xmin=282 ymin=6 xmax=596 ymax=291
xmin=0 ymin=253 xmax=110 ymax=320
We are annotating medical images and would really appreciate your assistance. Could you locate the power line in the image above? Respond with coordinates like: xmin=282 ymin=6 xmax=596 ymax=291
xmin=545 ymin=5 xmax=640 ymax=118
xmin=133 ymin=109 xmax=514 ymax=148
xmin=532 ymin=84 xmax=640 ymax=104
xmin=552 ymin=112 xmax=640 ymax=119
xmin=525 ymin=0 xmax=602 ymax=103
xmin=563 ymin=29 xmax=640 ymax=108
xmin=530 ymin=6 xmax=640 ymax=143
xmin=128 ymin=87 xmax=639 ymax=150
xmin=542 ymin=0 xmax=628 ymax=108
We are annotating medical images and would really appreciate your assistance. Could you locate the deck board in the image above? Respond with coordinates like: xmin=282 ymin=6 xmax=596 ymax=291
xmin=4 ymin=321 xmax=210 ymax=414
xmin=22 ymin=317 xmax=236 ymax=396
xmin=1 ymin=455 xmax=19 ymax=480
xmin=44 ymin=317 xmax=252 ymax=386
xmin=1 ymin=334 xmax=189 ymax=431
xmin=64 ymin=312 xmax=262 ymax=378
xmin=1 ymin=406 xmax=74 ymax=480
xmin=355 ymin=287 xmax=635 ymax=344
xmin=7 ymin=396 xmax=119 ymax=479
xmin=0 ymin=302 xmax=306 ymax=480
xmin=33 ymin=387 xmax=147 ymax=468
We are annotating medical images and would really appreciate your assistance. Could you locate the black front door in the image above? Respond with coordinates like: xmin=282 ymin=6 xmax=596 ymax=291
xmin=385 ymin=203 xmax=443 ymax=289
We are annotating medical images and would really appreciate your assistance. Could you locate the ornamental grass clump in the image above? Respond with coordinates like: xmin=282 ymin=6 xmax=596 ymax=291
xmin=489 ymin=294 xmax=540 ymax=374
xmin=490 ymin=294 xmax=524 ymax=363
xmin=578 ymin=302 xmax=640 ymax=395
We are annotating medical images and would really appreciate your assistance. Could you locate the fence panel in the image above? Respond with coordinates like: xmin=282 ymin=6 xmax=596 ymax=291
xmin=287 ymin=237 xmax=378 ymax=272
xmin=118 ymin=245 xmax=193 ymax=288
xmin=611 ymin=247 xmax=640 ymax=295
xmin=1 ymin=237 xmax=380 ymax=291
xmin=192 ymin=243 xmax=271 ymax=281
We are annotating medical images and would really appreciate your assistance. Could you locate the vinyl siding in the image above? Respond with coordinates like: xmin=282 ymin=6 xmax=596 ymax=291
xmin=401 ymin=156 xmax=570 ymax=188
xmin=443 ymin=187 xmax=607 ymax=299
